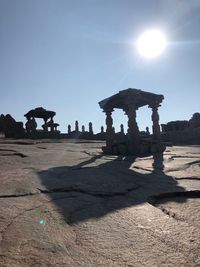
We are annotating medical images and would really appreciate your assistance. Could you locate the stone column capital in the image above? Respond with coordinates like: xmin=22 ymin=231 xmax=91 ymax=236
xmin=148 ymin=102 xmax=161 ymax=110
xmin=104 ymin=109 xmax=114 ymax=115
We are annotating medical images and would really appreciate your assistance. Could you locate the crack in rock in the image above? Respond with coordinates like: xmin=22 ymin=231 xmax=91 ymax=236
xmin=165 ymin=160 xmax=200 ymax=173
xmin=0 ymin=152 xmax=27 ymax=158
xmin=148 ymin=190 xmax=200 ymax=205
xmin=0 ymin=192 xmax=38 ymax=198
xmin=0 ymin=185 xmax=139 ymax=199
xmin=170 ymin=155 xmax=200 ymax=159
xmin=0 ymin=149 xmax=17 ymax=152
xmin=175 ymin=176 xmax=200 ymax=181
xmin=148 ymin=190 xmax=200 ymax=220
xmin=133 ymin=165 xmax=152 ymax=172
xmin=38 ymin=186 xmax=139 ymax=197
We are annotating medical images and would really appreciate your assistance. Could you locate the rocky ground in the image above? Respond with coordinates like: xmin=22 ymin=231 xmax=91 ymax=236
xmin=0 ymin=139 xmax=199 ymax=267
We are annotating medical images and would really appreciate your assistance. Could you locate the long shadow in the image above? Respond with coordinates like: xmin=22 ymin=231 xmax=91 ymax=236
xmin=38 ymin=152 xmax=186 ymax=224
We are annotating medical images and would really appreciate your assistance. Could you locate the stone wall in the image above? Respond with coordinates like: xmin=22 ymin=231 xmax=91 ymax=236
xmin=161 ymin=127 xmax=200 ymax=145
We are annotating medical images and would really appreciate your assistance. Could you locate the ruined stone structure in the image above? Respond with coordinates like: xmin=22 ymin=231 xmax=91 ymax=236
xmin=82 ymin=125 xmax=85 ymax=132
xmin=0 ymin=114 xmax=25 ymax=138
xmin=24 ymin=107 xmax=60 ymax=138
xmin=161 ymin=112 xmax=200 ymax=145
xmin=75 ymin=120 xmax=79 ymax=132
xmin=120 ymin=124 xmax=124 ymax=134
xmin=99 ymin=88 xmax=165 ymax=155
xmin=68 ymin=124 xmax=71 ymax=134
xmin=89 ymin=122 xmax=93 ymax=134
xmin=189 ymin=113 xmax=200 ymax=128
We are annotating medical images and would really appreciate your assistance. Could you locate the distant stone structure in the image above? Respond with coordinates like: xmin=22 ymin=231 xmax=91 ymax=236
xmin=25 ymin=117 xmax=37 ymax=133
xmin=64 ymin=121 xmax=106 ymax=140
xmin=120 ymin=124 xmax=124 ymax=134
xmin=68 ymin=124 xmax=71 ymax=134
xmin=89 ymin=122 xmax=93 ymax=134
xmin=75 ymin=120 xmax=79 ymax=132
xmin=0 ymin=114 xmax=25 ymax=138
xmin=146 ymin=126 xmax=150 ymax=135
xmin=189 ymin=112 xmax=200 ymax=128
xmin=161 ymin=112 xmax=200 ymax=144
xmin=24 ymin=107 xmax=60 ymax=138
xmin=161 ymin=121 xmax=189 ymax=132
xmin=99 ymin=88 xmax=165 ymax=155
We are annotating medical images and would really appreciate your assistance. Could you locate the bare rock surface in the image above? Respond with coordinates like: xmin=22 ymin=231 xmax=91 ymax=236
xmin=0 ymin=139 xmax=199 ymax=266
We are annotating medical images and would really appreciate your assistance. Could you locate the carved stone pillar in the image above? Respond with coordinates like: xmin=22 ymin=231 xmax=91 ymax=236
xmin=75 ymin=120 xmax=79 ymax=132
xmin=124 ymin=105 xmax=140 ymax=154
xmin=68 ymin=124 xmax=71 ymax=134
xmin=50 ymin=118 xmax=54 ymax=132
xmin=89 ymin=122 xmax=93 ymax=134
xmin=120 ymin=124 xmax=124 ymax=134
xmin=150 ymin=104 xmax=161 ymax=140
xmin=105 ymin=110 xmax=114 ymax=150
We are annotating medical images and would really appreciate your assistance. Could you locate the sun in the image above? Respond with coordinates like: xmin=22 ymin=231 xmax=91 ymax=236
xmin=136 ymin=29 xmax=167 ymax=58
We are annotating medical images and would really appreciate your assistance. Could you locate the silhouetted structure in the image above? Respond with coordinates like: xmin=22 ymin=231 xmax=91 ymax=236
xmin=0 ymin=114 xmax=25 ymax=138
xmin=120 ymin=124 xmax=124 ymax=134
xmin=161 ymin=112 xmax=200 ymax=144
xmin=75 ymin=120 xmax=79 ymax=132
xmin=89 ymin=122 xmax=93 ymax=134
xmin=68 ymin=124 xmax=71 ymax=134
xmin=99 ymin=88 xmax=165 ymax=155
xmin=24 ymin=107 xmax=60 ymax=138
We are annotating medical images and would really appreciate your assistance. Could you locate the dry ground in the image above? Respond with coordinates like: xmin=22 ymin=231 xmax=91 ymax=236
xmin=0 ymin=139 xmax=199 ymax=267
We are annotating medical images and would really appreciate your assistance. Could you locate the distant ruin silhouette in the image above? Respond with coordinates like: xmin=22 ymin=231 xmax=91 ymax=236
xmin=0 ymin=114 xmax=24 ymax=138
xmin=0 ymin=88 xmax=199 ymax=146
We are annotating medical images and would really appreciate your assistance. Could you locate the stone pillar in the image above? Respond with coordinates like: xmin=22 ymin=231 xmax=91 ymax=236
xmin=50 ymin=118 xmax=54 ymax=132
xmin=89 ymin=122 xmax=93 ymax=134
xmin=68 ymin=124 xmax=71 ymax=134
xmin=105 ymin=110 xmax=114 ymax=151
xmin=146 ymin=126 xmax=150 ymax=135
xmin=124 ymin=105 xmax=140 ymax=154
xmin=150 ymin=104 xmax=161 ymax=140
xmin=75 ymin=120 xmax=79 ymax=132
xmin=82 ymin=125 xmax=85 ymax=132
xmin=120 ymin=124 xmax=124 ymax=134
xmin=101 ymin=126 xmax=104 ymax=133
xmin=161 ymin=124 xmax=166 ymax=133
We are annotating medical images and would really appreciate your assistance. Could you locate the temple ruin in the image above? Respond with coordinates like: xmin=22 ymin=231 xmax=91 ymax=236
xmin=24 ymin=107 xmax=60 ymax=138
xmin=99 ymin=88 xmax=165 ymax=155
xmin=161 ymin=112 xmax=200 ymax=145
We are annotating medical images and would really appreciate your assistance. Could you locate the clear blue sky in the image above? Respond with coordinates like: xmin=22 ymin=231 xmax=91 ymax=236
xmin=0 ymin=0 xmax=200 ymax=133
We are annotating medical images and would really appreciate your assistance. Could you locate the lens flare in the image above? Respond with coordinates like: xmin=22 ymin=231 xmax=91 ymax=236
xmin=39 ymin=219 xmax=44 ymax=225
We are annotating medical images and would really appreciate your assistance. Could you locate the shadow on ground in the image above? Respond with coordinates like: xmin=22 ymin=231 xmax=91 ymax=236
xmin=38 ymin=153 xmax=186 ymax=224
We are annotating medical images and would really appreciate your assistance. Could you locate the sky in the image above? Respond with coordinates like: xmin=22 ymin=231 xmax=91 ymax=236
xmin=0 ymin=0 xmax=200 ymax=133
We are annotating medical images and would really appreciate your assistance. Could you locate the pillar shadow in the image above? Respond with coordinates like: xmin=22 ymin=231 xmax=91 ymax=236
xmin=38 ymin=152 xmax=185 ymax=224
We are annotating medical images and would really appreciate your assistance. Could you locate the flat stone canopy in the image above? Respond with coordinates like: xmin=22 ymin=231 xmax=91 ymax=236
xmin=99 ymin=88 xmax=164 ymax=111
xmin=24 ymin=107 xmax=56 ymax=120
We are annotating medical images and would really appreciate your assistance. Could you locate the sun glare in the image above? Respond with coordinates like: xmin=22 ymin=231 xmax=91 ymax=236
xmin=136 ymin=29 xmax=167 ymax=58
